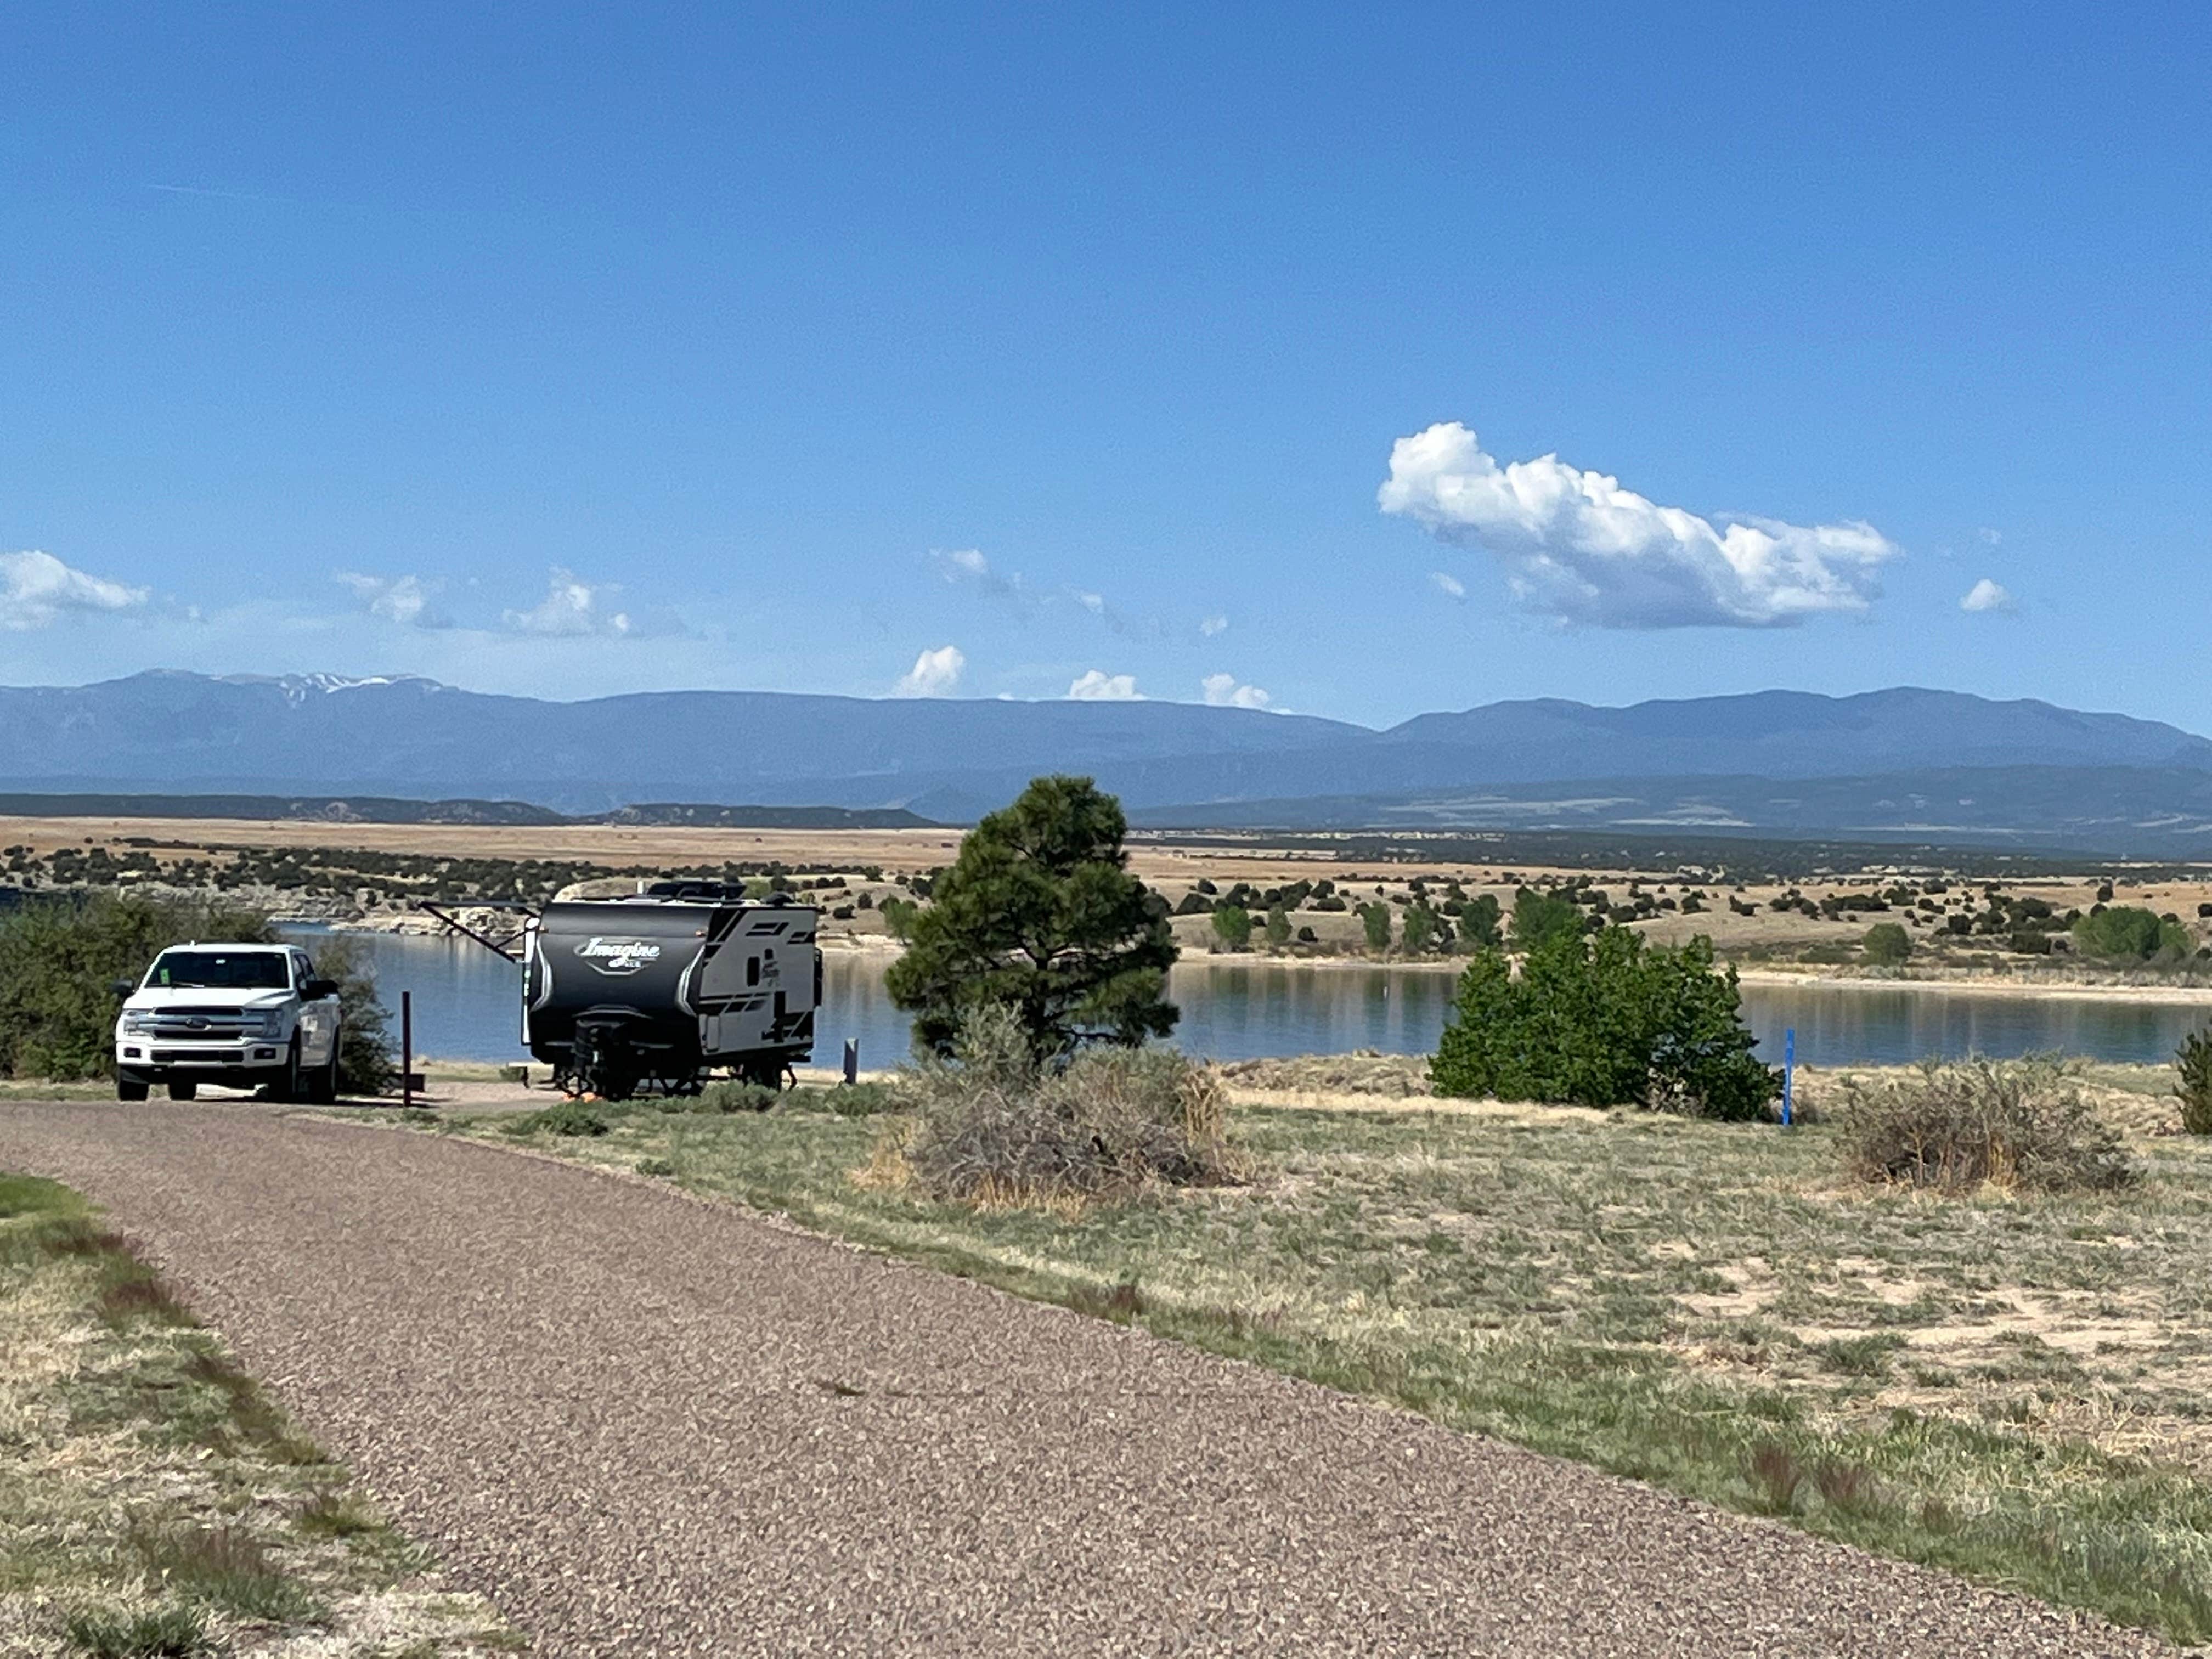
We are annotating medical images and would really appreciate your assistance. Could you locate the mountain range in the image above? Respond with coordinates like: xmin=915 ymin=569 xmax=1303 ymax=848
xmin=3 ymin=672 xmax=2211 ymax=854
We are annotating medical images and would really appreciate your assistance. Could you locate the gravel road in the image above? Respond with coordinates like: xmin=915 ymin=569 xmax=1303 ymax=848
xmin=0 ymin=1101 xmax=2179 ymax=1657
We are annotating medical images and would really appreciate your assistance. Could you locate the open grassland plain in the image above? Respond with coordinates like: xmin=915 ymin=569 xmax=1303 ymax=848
xmin=0 ymin=1172 xmax=516 ymax=1658
xmin=453 ymin=1076 xmax=2212 ymax=1645
xmin=13 ymin=815 xmax=2212 ymax=991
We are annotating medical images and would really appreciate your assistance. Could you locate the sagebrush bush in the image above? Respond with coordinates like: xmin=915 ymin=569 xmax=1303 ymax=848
xmin=894 ymin=1005 xmax=1234 ymax=1204
xmin=1836 ymin=1057 xmax=2140 ymax=1194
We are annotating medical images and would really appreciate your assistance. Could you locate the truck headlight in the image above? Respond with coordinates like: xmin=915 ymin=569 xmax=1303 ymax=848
xmin=121 ymin=1012 xmax=151 ymax=1035
xmin=255 ymin=1010 xmax=287 ymax=1038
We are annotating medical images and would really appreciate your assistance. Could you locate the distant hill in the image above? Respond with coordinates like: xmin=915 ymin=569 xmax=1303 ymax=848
xmin=0 ymin=792 xmax=940 ymax=831
xmin=6 ymin=672 xmax=2212 ymax=853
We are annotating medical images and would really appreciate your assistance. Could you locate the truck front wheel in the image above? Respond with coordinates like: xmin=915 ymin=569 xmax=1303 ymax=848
xmin=304 ymin=1030 xmax=341 ymax=1104
xmin=167 ymin=1080 xmax=197 ymax=1101
xmin=117 ymin=1077 xmax=149 ymax=1102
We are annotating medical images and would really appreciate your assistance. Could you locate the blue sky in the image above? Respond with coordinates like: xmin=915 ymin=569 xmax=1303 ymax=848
xmin=3 ymin=4 xmax=2207 ymax=730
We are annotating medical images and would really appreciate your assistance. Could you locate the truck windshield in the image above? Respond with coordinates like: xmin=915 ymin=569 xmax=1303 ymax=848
xmin=147 ymin=952 xmax=291 ymax=990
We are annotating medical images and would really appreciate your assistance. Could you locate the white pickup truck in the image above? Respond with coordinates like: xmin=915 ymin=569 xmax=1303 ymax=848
xmin=115 ymin=943 xmax=344 ymax=1103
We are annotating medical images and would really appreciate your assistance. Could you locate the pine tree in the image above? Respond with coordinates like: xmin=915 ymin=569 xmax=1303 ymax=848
xmin=884 ymin=775 xmax=1177 ymax=1057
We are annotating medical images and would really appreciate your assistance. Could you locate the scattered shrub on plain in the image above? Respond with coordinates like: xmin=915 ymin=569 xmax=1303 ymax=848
xmin=893 ymin=1005 xmax=1234 ymax=1204
xmin=1835 ymin=1057 xmax=2141 ymax=1194
xmin=2072 ymin=905 xmax=2191 ymax=964
xmin=1861 ymin=921 xmax=1912 ymax=967
xmin=2175 ymin=1029 xmax=2212 ymax=1136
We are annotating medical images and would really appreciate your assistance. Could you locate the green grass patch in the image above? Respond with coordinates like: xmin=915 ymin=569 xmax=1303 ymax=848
xmin=0 ymin=1166 xmax=515 ymax=1654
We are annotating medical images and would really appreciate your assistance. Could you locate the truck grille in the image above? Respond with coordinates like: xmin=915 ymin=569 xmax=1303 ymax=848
xmin=139 ymin=1011 xmax=258 ymax=1040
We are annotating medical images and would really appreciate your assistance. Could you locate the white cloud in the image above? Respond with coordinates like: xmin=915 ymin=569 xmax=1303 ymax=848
xmin=1200 ymin=672 xmax=1272 ymax=710
xmin=941 ymin=548 xmax=990 ymax=578
xmin=1379 ymin=423 xmax=1899 ymax=628
xmin=1074 ymin=591 xmax=1106 ymax=617
xmin=1430 ymin=571 xmax=1467 ymax=602
xmin=1199 ymin=613 xmax=1228 ymax=637
xmin=895 ymin=644 xmax=966 ymax=697
xmin=1067 ymin=669 xmax=1141 ymax=701
xmin=503 ymin=568 xmax=631 ymax=637
xmin=1960 ymin=578 xmax=2018 ymax=614
xmin=336 ymin=572 xmax=448 ymax=628
xmin=0 ymin=550 xmax=148 ymax=630
xmin=1978 ymin=527 xmax=2004 ymax=546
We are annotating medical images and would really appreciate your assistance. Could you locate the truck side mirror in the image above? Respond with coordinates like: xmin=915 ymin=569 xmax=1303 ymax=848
xmin=302 ymin=978 xmax=340 ymax=1001
xmin=110 ymin=977 xmax=136 ymax=1000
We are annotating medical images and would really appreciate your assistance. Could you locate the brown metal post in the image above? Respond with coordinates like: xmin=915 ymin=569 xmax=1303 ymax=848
xmin=402 ymin=990 xmax=414 ymax=1110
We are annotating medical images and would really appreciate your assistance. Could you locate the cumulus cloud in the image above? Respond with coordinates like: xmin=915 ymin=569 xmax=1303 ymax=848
xmin=1430 ymin=571 xmax=1467 ymax=602
xmin=1199 ymin=613 xmax=1229 ymax=637
xmin=1200 ymin=672 xmax=1272 ymax=710
xmin=335 ymin=572 xmax=449 ymax=629
xmin=0 ymin=550 xmax=148 ymax=630
xmin=1067 ymin=669 xmax=1141 ymax=701
xmin=895 ymin=644 xmax=966 ymax=697
xmin=1960 ymin=578 xmax=2018 ymax=614
xmin=1379 ymin=423 xmax=1899 ymax=628
xmin=503 ymin=568 xmax=633 ymax=637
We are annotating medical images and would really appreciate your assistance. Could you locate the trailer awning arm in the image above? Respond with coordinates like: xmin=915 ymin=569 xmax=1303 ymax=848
xmin=414 ymin=901 xmax=535 ymax=963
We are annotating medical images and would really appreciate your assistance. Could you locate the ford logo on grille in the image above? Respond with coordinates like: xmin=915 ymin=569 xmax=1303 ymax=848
xmin=186 ymin=1017 xmax=210 ymax=1030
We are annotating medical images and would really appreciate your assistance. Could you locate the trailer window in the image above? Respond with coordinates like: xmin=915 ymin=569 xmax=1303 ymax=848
xmin=747 ymin=955 xmax=760 ymax=986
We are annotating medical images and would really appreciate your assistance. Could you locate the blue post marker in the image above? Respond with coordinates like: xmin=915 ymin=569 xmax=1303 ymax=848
xmin=1782 ymin=1027 xmax=1795 ymax=1127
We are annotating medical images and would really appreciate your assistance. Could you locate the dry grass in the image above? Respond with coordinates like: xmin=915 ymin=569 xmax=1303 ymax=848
xmin=1835 ymin=1058 xmax=2143 ymax=1194
xmin=0 ymin=1171 xmax=517 ymax=1658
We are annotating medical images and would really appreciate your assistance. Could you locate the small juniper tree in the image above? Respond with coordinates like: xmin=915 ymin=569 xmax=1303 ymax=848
xmin=1359 ymin=901 xmax=1392 ymax=952
xmin=1211 ymin=904 xmax=1252 ymax=951
xmin=2176 ymin=1029 xmax=2212 ymax=1135
xmin=885 ymin=775 xmax=1177 ymax=1058
xmin=1264 ymin=905 xmax=1292 ymax=950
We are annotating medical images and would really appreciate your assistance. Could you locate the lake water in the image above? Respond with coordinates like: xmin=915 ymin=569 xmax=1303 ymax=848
xmin=284 ymin=929 xmax=2212 ymax=1070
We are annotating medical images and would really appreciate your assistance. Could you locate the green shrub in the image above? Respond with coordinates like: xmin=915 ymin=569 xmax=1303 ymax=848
xmin=694 ymin=1081 xmax=781 ymax=1114
xmin=1358 ymin=902 xmax=1392 ymax=951
xmin=1457 ymin=892 xmax=1503 ymax=947
xmin=508 ymin=1099 xmax=611 ymax=1137
xmin=0 ymin=893 xmax=274 ymax=1080
xmin=895 ymin=1005 xmax=1233 ymax=1203
xmin=2176 ymin=1030 xmax=2212 ymax=1135
xmin=1263 ymin=905 xmax=1292 ymax=950
xmin=1836 ymin=1057 xmax=2140 ymax=1194
xmin=1431 ymin=927 xmax=1777 ymax=1119
xmin=1211 ymin=904 xmax=1252 ymax=951
xmin=1861 ymin=921 xmax=1911 ymax=967
xmin=1510 ymin=887 xmax=1583 ymax=949
xmin=2072 ymin=905 xmax=2190 ymax=963
xmin=819 ymin=1080 xmax=902 ymax=1117
xmin=305 ymin=935 xmax=397 ymax=1095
